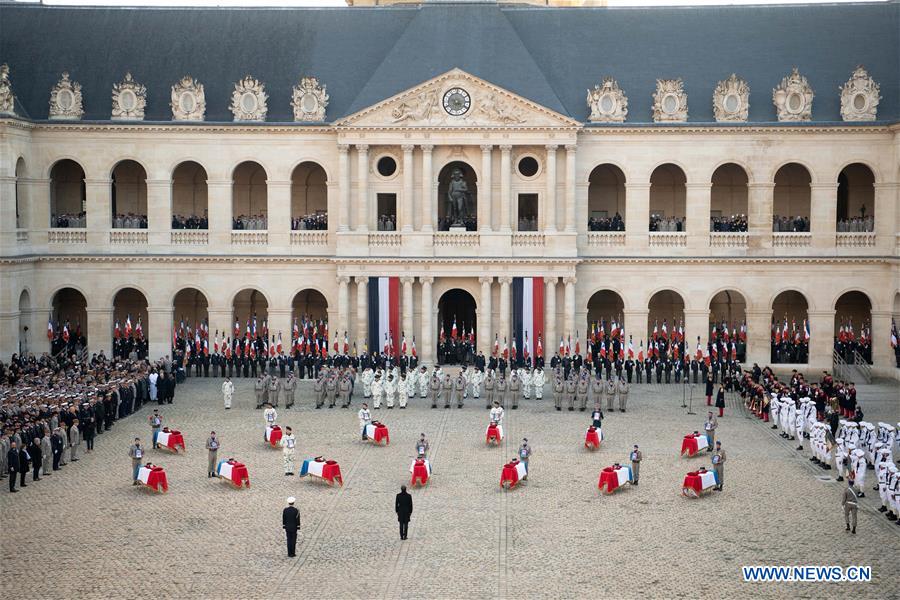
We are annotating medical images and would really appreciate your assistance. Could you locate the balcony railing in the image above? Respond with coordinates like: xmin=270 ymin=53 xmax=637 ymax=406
xmin=171 ymin=230 xmax=209 ymax=245
xmin=772 ymin=232 xmax=812 ymax=248
xmin=231 ymin=231 xmax=268 ymax=246
xmin=433 ymin=232 xmax=479 ymax=247
xmin=110 ymin=230 xmax=149 ymax=245
xmin=291 ymin=231 xmax=329 ymax=246
xmin=709 ymin=232 xmax=749 ymax=248
xmin=648 ymin=232 xmax=687 ymax=247
xmin=587 ymin=232 xmax=626 ymax=248
xmin=48 ymin=229 xmax=87 ymax=244
xmin=368 ymin=232 xmax=402 ymax=247
xmin=511 ymin=232 xmax=545 ymax=248
xmin=835 ymin=232 xmax=876 ymax=248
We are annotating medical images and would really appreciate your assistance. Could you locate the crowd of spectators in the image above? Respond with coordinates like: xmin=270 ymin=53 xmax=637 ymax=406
xmin=437 ymin=216 xmax=477 ymax=231
xmin=649 ymin=215 xmax=685 ymax=232
xmin=112 ymin=213 xmax=148 ymax=229
xmin=233 ymin=214 xmax=268 ymax=230
xmin=377 ymin=214 xmax=397 ymax=231
xmin=291 ymin=213 xmax=328 ymax=231
xmin=710 ymin=214 xmax=748 ymax=232
xmin=588 ymin=213 xmax=625 ymax=231
xmin=836 ymin=216 xmax=874 ymax=232
xmin=517 ymin=216 xmax=538 ymax=232
xmin=172 ymin=213 xmax=208 ymax=229
xmin=51 ymin=213 xmax=86 ymax=228
xmin=773 ymin=215 xmax=810 ymax=232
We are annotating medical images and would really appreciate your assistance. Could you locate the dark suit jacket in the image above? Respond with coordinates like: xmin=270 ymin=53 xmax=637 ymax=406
xmin=7 ymin=448 xmax=20 ymax=471
xmin=395 ymin=491 xmax=413 ymax=522
xmin=282 ymin=506 xmax=300 ymax=531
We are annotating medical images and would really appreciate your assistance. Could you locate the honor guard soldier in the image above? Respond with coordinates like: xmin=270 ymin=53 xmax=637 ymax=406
xmin=704 ymin=411 xmax=718 ymax=449
xmin=496 ymin=374 xmax=508 ymax=409
xmin=565 ymin=375 xmax=577 ymax=411
xmin=440 ymin=373 xmax=453 ymax=409
xmin=313 ymin=373 xmax=326 ymax=409
xmin=371 ymin=373 xmax=384 ymax=409
xmin=397 ymin=373 xmax=408 ymax=408
xmin=842 ymin=477 xmax=859 ymax=534
xmin=484 ymin=371 xmax=495 ymax=409
xmin=518 ymin=438 xmax=532 ymax=480
xmin=712 ymin=441 xmax=726 ymax=491
xmin=521 ymin=369 xmax=532 ymax=400
xmin=281 ymin=426 xmax=297 ymax=475
xmin=532 ymin=367 xmax=545 ymax=400
xmin=339 ymin=374 xmax=353 ymax=408
xmin=268 ymin=376 xmax=281 ymax=408
xmin=617 ymin=378 xmax=629 ymax=412
xmin=429 ymin=373 xmax=440 ymax=408
xmin=453 ymin=372 xmax=465 ymax=408
xmin=149 ymin=409 xmax=162 ymax=448
xmin=417 ymin=366 xmax=429 ymax=399
xmin=553 ymin=376 xmax=564 ymax=411
xmin=605 ymin=378 xmax=616 ymax=412
xmin=283 ymin=374 xmax=296 ymax=409
xmin=576 ymin=375 xmax=589 ymax=411
xmin=384 ymin=374 xmax=396 ymax=409
xmin=263 ymin=403 xmax=277 ymax=431
xmin=590 ymin=375 xmax=603 ymax=410
xmin=129 ymin=437 xmax=144 ymax=485
xmin=470 ymin=368 xmax=483 ymax=404
xmin=630 ymin=444 xmax=642 ymax=485
xmin=254 ymin=377 xmax=265 ymax=409
xmin=509 ymin=371 xmax=521 ymax=410
xmin=415 ymin=433 xmax=429 ymax=458
xmin=206 ymin=431 xmax=219 ymax=478
xmin=222 ymin=377 xmax=234 ymax=409
xmin=326 ymin=373 xmax=339 ymax=408
xmin=358 ymin=404 xmax=372 ymax=440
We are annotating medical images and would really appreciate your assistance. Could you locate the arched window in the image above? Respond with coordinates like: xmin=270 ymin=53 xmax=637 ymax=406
xmin=172 ymin=162 xmax=208 ymax=229
xmin=773 ymin=164 xmax=811 ymax=232
xmin=709 ymin=164 xmax=748 ymax=232
xmin=649 ymin=164 xmax=686 ymax=232
xmin=49 ymin=159 xmax=86 ymax=228
xmin=587 ymin=165 xmax=626 ymax=231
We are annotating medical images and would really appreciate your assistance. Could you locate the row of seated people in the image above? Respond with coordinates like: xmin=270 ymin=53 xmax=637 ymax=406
xmin=51 ymin=213 xmax=86 ymax=228
xmin=709 ymin=215 xmax=748 ymax=232
xmin=172 ymin=214 xmax=208 ymax=229
xmin=836 ymin=216 xmax=874 ymax=232
xmin=649 ymin=215 xmax=685 ymax=232
xmin=773 ymin=215 xmax=810 ymax=232
xmin=232 ymin=215 xmax=268 ymax=230
xmin=291 ymin=213 xmax=328 ymax=231
xmin=588 ymin=213 xmax=625 ymax=231
xmin=112 ymin=214 xmax=148 ymax=229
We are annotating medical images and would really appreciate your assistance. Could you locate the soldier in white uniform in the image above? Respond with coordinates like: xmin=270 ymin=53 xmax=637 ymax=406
xmin=384 ymin=374 xmax=396 ymax=409
xmin=849 ymin=447 xmax=868 ymax=497
xmin=358 ymin=404 xmax=371 ymax=440
xmin=263 ymin=403 xmax=278 ymax=430
xmin=521 ymin=368 xmax=532 ymax=401
xmin=221 ymin=377 xmax=234 ymax=409
xmin=490 ymin=401 xmax=504 ymax=426
xmin=470 ymin=368 xmax=484 ymax=404
xmin=418 ymin=366 xmax=430 ymax=399
xmin=280 ymin=426 xmax=297 ymax=475
xmin=372 ymin=373 xmax=384 ymax=409
xmin=397 ymin=373 xmax=408 ymax=408
xmin=362 ymin=368 xmax=374 ymax=399
xmin=532 ymin=367 xmax=545 ymax=400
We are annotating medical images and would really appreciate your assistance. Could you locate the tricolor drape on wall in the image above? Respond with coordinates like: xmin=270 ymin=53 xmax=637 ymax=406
xmin=368 ymin=277 xmax=400 ymax=355
xmin=511 ymin=277 xmax=544 ymax=361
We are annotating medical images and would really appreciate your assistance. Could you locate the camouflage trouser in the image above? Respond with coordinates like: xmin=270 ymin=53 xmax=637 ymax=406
xmin=283 ymin=451 xmax=295 ymax=474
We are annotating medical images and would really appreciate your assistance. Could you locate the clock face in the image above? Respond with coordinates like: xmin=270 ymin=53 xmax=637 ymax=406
xmin=442 ymin=87 xmax=471 ymax=116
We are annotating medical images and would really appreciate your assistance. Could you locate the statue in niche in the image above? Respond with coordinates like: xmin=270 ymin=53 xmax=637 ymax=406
xmin=445 ymin=167 xmax=471 ymax=226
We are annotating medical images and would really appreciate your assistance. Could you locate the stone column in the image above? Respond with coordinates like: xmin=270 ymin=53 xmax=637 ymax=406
xmin=544 ymin=277 xmax=557 ymax=356
xmin=807 ymin=309 xmax=835 ymax=371
xmin=0 ymin=173 xmax=15 ymax=236
xmin=479 ymin=276 xmax=493 ymax=355
xmin=870 ymin=310 xmax=894 ymax=374
xmin=747 ymin=182 xmax=774 ymax=250
xmin=683 ymin=309 xmax=710 ymax=352
xmin=685 ymin=182 xmax=711 ymax=248
xmin=421 ymin=145 xmax=434 ymax=232
xmin=338 ymin=144 xmax=350 ymax=231
xmin=0 ymin=312 xmax=16 ymax=359
xmin=146 ymin=179 xmax=171 ymax=237
xmin=28 ymin=178 xmax=51 ymax=232
xmin=266 ymin=179 xmax=291 ymax=246
xmin=401 ymin=145 xmax=415 ymax=232
xmin=401 ymin=276 xmax=414 ymax=342
xmin=563 ymin=277 xmax=576 ymax=341
xmin=622 ymin=309 xmax=649 ymax=347
xmin=543 ymin=145 xmax=558 ymax=232
xmin=624 ymin=182 xmax=650 ymax=248
xmin=479 ymin=145 xmax=493 ymax=232
xmin=356 ymin=144 xmax=369 ymax=232
xmin=147 ymin=306 xmax=174 ymax=360
xmin=810 ymin=182 xmax=838 ymax=249
xmin=744 ymin=308 xmax=773 ymax=368
xmin=356 ymin=276 xmax=368 ymax=351
xmin=84 ymin=178 xmax=111 ymax=246
xmin=564 ymin=144 xmax=577 ymax=232
xmin=86 ymin=307 xmax=113 ymax=357
xmin=498 ymin=277 xmax=512 ymax=346
xmin=873 ymin=182 xmax=898 ymax=254
xmin=207 ymin=307 xmax=233 ymax=346
xmin=337 ymin=276 xmax=350 ymax=346
xmin=207 ymin=179 xmax=232 ymax=245
xmin=500 ymin=146 xmax=512 ymax=232
xmin=267 ymin=308 xmax=293 ymax=352
xmin=420 ymin=277 xmax=434 ymax=364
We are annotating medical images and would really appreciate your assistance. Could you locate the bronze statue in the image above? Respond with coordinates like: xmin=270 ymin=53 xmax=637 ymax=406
xmin=445 ymin=167 xmax=469 ymax=226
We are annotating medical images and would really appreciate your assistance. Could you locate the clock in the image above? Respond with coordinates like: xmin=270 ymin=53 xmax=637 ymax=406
xmin=442 ymin=87 xmax=471 ymax=116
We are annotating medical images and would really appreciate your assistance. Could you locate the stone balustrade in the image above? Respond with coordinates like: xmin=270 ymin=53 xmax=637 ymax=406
xmin=772 ymin=232 xmax=812 ymax=248
xmin=587 ymin=232 xmax=626 ymax=248
xmin=433 ymin=232 xmax=480 ymax=247
xmin=290 ymin=231 xmax=329 ymax=246
xmin=368 ymin=233 xmax=402 ymax=247
xmin=48 ymin=229 xmax=87 ymax=244
xmin=709 ymin=232 xmax=749 ymax=248
xmin=171 ymin=230 xmax=209 ymax=245
xmin=511 ymin=232 xmax=545 ymax=247
xmin=648 ymin=232 xmax=687 ymax=247
xmin=231 ymin=231 xmax=268 ymax=246
xmin=109 ymin=230 xmax=149 ymax=245
xmin=835 ymin=232 xmax=876 ymax=248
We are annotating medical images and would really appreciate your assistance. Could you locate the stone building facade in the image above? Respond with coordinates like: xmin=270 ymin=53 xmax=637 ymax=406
xmin=0 ymin=2 xmax=897 ymax=376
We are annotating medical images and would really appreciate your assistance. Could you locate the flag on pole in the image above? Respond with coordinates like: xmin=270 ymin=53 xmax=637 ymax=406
xmin=125 ymin=315 xmax=133 ymax=338
xmin=627 ymin=336 xmax=635 ymax=360
xmin=493 ymin=334 xmax=500 ymax=357
xmin=451 ymin=317 xmax=458 ymax=340
xmin=277 ymin=332 xmax=283 ymax=354
xmin=47 ymin=316 xmax=54 ymax=341
xmin=536 ymin=335 xmax=543 ymax=358
xmin=411 ymin=336 xmax=417 ymax=358
xmin=637 ymin=341 xmax=644 ymax=362
xmin=511 ymin=277 xmax=544 ymax=367
xmin=369 ymin=277 xmax=400 ymax=358
xmin=62 ymin=321 xmax=70 ymax=343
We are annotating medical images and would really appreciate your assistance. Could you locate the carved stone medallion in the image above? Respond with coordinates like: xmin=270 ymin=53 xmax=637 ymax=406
xmin=0 ymin=64 xmax=15 ymax=115
xmin=291 ymin=76 xmax=328 ymax=122
xmin=587 ymin=77 xmax=627 ymax=123
xmin=652 ymin=79 xmax=688 ymax=122
xmin=712 ymin=74 xmax=749 ymax=122
xmin=230 ymin=75 xmax=268 ymax=122
xmin=772 ymin=67 xmax=814 ymax=122
xmin=839 ymin=65 xmax=880 ymax=122
xmin=49 ymin=72 xmax=84 ymax=120
xmin=171 ymin=76 xmax=206 ymax=121
xmin=111 ymin=72 xmax=147 ymax=120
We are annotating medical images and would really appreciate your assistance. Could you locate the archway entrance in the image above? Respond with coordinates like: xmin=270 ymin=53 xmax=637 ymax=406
xmin=586 ymin=289 xmax=625 ymax=356
xmin=709 ymin=290 xmax=747 ymax=361
xmin=437 ymin=288 xmax=476 ymax=364
xmin=771 ymin=290 xmax=809 ymax=363
xmin=834 ymin=291 xmax=872 ymax=364
xmin=113 ymin=287 xmax=148 ymax=359
xmin=647 ymin=290 xmax=685 ymax=357
xmin=51 ymin=287 xmax=88 ymax=355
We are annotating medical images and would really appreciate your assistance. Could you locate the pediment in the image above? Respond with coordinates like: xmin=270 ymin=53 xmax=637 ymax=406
xmin=336 ymin=68 xmax=578 ymax=129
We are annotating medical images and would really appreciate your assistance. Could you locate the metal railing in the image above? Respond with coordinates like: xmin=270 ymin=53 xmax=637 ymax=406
xmin=832 ymin=350 xmax=847 ymax=381
xmin=852 ymin=350 xmax=872 ymax=383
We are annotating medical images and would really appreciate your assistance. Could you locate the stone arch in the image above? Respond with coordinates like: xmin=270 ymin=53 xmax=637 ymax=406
xmin=436 ymin=161 xmax=478 ymax=231
xmin=232 ymin=161 xmax=268 ymax=229
xmin=292 ymin=288 xmax=329 ymax=323
xmin=833 ymin=291 xmax=872 ymax=361
xmin=173 ymin=287 xmax=210 ymax=333
xmin=232 ymin=288 xmax=270 ymax=333
xmin=49 ymin=158 xmax=86 ymax=227
xmin=586 ymin=289 xmax=626 ymax=334
xmin=768 ymin=159 xmax=819 ymax=185
xmin=708 ymin=289 xmax=747 ymax=360
xmin=437 ymin=288 xmax=477 ymax=364
xmin=836 ymin=162 xmax=875 ymax=231
xmin=112 ymin=287 xmax=149 ymax=358
xmin=587 ymin=164 xmax=626 ymax=230
xmin=647 ymin=289 xmax=685 ymax=343
xmin=772 ymin=163 xmax=812 ymax=231
xmin=172 ymin=161 xmax=208 ymax=228
xmin=649 ymin=163 xmax=686 ymax=231
xmin=770 ymin=290 xmax=809 ymax=364
xmin=50 ymin=287 xmax=88 ymax=351
xmin=707 ymin=158 xmax=757 ymax=185
xmin=709 ymin=163 xmax=748 ymax=231
xmin=290 ymin=161 xmax=328 ymax=228
xmin=110 ymin=159 xmax=148 ymax=228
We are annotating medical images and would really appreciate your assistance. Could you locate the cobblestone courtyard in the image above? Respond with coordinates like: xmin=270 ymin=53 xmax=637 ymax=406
xmin=2 ymin=378 xmax=898 ymax=599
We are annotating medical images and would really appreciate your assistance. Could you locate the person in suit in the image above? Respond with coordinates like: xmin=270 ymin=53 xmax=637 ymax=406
xmin=28 ymin=438 xmax=42 ymax=481
xmin=283 ymin=497 xmax=301 ymax=557
xmin=7 ymin=439 xmax=20 ymax=492
xmin=395 ymin=484 xmax=413 ymax=540
xmin=17 ymin=442 xmax=30 ymax=488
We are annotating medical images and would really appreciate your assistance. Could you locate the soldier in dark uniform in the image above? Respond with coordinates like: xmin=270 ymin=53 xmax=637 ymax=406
xmin=664 ymin=358 xmax=672 ymax=384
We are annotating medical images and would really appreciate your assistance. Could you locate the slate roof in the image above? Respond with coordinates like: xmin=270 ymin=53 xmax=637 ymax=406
xmin=0 ymin=1 xmax=897 ymax=124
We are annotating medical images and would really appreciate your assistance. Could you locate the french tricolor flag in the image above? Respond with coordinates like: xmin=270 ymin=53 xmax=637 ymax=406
xmin=511 ymin=277 xmax=544 ymax=363
xmin=368 ymin=277 xmax=400 ymax=356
